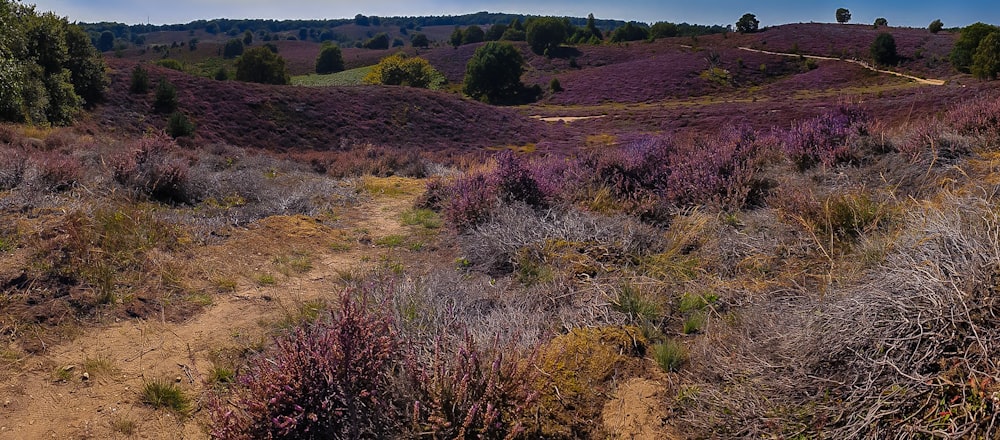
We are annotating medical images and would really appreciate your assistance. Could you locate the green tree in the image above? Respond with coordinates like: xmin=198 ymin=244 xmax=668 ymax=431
xmin=130 ymin=64 xmax=150 ymax=93
xmin=836 ymin=8 xmax=851 ymax=24
xmin=243 ymin=30 xmax=253 ymax=46
xmin=736 ymin=13 xmax=760 ymax=33
xmin=586 ymin=13 xmax=603 ymax=41
xmin=354 ymin=14 xmax=369 ymax=26
xmin=64 ymin=24 xmax=107 ymax=106
xmin=650 ymin=22 xmax=679 ymax=39
xmin=874 ymin=18 xmax=888 ymax=28
xmin=223 ymin=39 xmax=244 ymax=59
xmin=410 ymin=33 xmax=429 ymax=48
xmin=315 ymin=44 xmax=344 ymax=74
xmin=951 ymin=23 xmax=1000 ymax=73
xmin=166 ymin=111 xmax=195 ymax=138
xmin=929 ymin=19 xmax=944 ymax=34
xmin=214 ymin=67 xmax=228 ymax=81
xmin=972 ymin=32 xmax=1000 ymax=80
xmin=871 ymin=32 xmax=898 ymax=65
xmin=463 ymin=41 xmax=527 ymax=104
xmin=610 ymin=22 xmax=650 ymax=42
xmin=235 ymin=46 xmax=289 ymax=85
xmin=363 ymin=33 xmax=390 ymax=50
xmin=462 ymin=25 xmax=485 ymax=44
xmin=362 ymin=53 xmax=441 ymax=88
xmin=526 ymin=17 xmax=569 ymax=55
xmin=485 ymin=24 xmax=507 ymax=41
xmin=153 ymin=77 xmax=177 ymax=113
xmin=97 ymin=31 xmax=114 ymax=52
xmin=450 ymin=26 xmax=464 ymax=47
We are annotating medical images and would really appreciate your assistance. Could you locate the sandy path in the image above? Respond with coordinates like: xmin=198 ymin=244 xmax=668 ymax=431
xmin=738 ymin=46 xmax=947 ymax=85
xmin=0 ymin=185 xmax=419 ymax=439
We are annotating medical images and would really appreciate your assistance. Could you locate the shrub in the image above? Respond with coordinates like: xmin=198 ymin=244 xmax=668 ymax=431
xmin=155 ymin=58 xmax=183 ymax=71
xmin=362 ymin=53 xmax=442 ymax=88
xmin=951 ymin=23 xmax=999 ymax=73
xmin=0 ymin=147 xmax=27 ymax=190
xmin=873 ymin=17 xmax=888 ymax=28
xmin=736 ymin=13 xmax=759 ymax=33
xmin=971 ymin=31 xmax=1000 ymax=80
xmin=129 ymin=64 xmax=150 ymax=94
xmin=112 ymin=134 xmax=192 ymax=203
xmin=780 ymin=106 xmax=870 ymax=170
xmin=836 ymin=7 xmax=851 ymax=24
xmin=609 ymin=21 xmax=650 ymax=42
xmin=407 ymin=335 xmax=539 ymax=439
xmin=526 ymin=17 xmax=568 ymax=55
xmin=363 ymin=33 xmax=390 ymax=50
xmin=166 ymin=111 xmax=195 ymax=138
xmin=210 ymin=292 xmax=400 ymax=439
xmin=153 ymin=77 xmax=178 ymax=113
xmin=235 ymin=46 xmax=289 ymax=85
xmin=314 ymin=44 xmax=344 ymax=74
xmin=214 ymin=67 xmax=228 ymax=81
xmin=34 ymin=151 xmax=82 ymax=191
xmin=463 ymin=42 xmax=529 ymax=104
xmin=462 ymin=25 xmax=485 ymax=44
xmin=549 ymin=77 xmax=562 ymax=92
xmin=410 ymin=33 xmax=429 ymax=48
xmin=222 ymin=38 xmax=244 ymax=59
xmin=929 ymin=19 xmax=944 ymax=34
xmin=871 ymin=32 xmax=898 ymax=65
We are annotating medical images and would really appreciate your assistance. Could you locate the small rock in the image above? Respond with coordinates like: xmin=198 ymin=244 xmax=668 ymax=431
xmin=81 ymin=372 xmax=89 ymax=381
xmin=175 ymin=376 xmax=182 ymax=383
xmin=3 ymin=399 xmax=10 ymax=407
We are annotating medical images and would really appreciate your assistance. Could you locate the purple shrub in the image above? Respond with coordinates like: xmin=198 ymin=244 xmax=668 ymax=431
xmin=947 ymin=95 xmax=1000 ymax=138
xmin=407 ymin=335 xmax=539 ymax=439
xmin=780 ymin=105 xmax=870 ymax=170
xmin=445 ymin=173 xmax=496 ymax=230
xmin=0 ymin=147 xmax=28 ymax=190
xmin=34 ymin=152 xmax=83 ymax=191
xmin=667 ymin=125 xmax=773 ymax=210
xmin=489 ymin=150 xmax=544 ymax=208
xmin=211 ymin=292 xmax=400 ymax=440
xmin=528 ymin=156 xmax=584 ymax=202
xmin=112 ymin=134 xmax=192 ymax=203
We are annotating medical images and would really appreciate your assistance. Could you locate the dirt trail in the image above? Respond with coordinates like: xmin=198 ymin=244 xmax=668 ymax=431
xmin=738 ymin=46 xmax=947 ymax=85
xmin=0 ymin=182 xmax=420 ymax=440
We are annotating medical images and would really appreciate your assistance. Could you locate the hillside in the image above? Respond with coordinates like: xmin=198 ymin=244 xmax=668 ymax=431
xmin=7 ymin=9 xmax=1000 ymax=440
xmin=94 ymin=58 xmax=553 ymax=154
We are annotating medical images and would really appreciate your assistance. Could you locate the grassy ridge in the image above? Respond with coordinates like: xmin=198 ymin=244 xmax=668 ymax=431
xmin=291 ymin=66 xmax=374 ymax=87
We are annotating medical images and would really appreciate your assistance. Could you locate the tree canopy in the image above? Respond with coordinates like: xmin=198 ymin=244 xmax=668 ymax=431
xmin=972 ymin=32 xmax=1000 ymax=80
xmin=0 ymin=0 xmax=108 ymax=125
xmin=463 ymin=41 xmax=529 ymax=104
xmin=871 ymin=33 xmax=898 ymax=66
xmin=526 ymin=17 xmax=568 ymax=55
xmin=362 ymin=53 xmax=441 ymax=88
xmin=951 ymin=23 xmax=1000 ymax=73
xmin=736 ymin=13 xmax=759 ymax=34
xmin=836 ymin=8 xmax=852 ymax=24
xmin=315 ymin=44 xmax=344 ymax=74
xmin=235 ymin=46 xmax=290 ymax=85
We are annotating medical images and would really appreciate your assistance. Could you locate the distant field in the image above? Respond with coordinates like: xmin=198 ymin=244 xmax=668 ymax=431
xmin=292 ymin=66 xmax=373 ymax=87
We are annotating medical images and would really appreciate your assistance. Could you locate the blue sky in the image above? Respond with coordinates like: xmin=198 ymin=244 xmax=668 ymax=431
xmin=27 ymin=0 xmax=1000 ymax=28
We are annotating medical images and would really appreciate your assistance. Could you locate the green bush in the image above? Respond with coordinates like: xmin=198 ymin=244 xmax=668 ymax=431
xmin=129 ymin=64 xmax=150 ymax=93
xmin=526 ymin=17 xmax=568 ymax=55
xmin=410 ymin=33 xmax=429 ymax=48
xmin=222 ymin=38 xmax=244 ymax=59
xmin=166 ymin=111 xmax=195 ymax=138
xmin=363 ymin=33 xmax=390 ymax=50
xmin=142 ymin=379 xmax=190 ymax=414
xmin=951 ymin=23 xmax=1000 ymax=73
xmin=463 ymin=42 xmax=530 ymax=104
xmin=153 ymin=77 xmax=177 ymax=113
xmin=871 ymin=33 xmax=898 ymax=65
xmin=314 ymin=44 xmax=344 ymax=74
xmin=363 ymin=53 xmax=442 ymax=88
xmin=929 ymin=19 xmax=944 ymax=34
xmin=155 ymin=58 xmax=183 ymax=71
xmin=549 ymin=77 xmax=562 ymax=92
xmin=235 ymin=46 xmax=289 ymax=85
xmin=972 ymin=32 xmax=1000 ymax=80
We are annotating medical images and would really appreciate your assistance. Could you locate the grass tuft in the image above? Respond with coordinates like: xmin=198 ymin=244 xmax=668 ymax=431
xmin=653 ymin=340 xmax=688 ymax=372
xmin=141 ymin=379 xmax=190 ymax=414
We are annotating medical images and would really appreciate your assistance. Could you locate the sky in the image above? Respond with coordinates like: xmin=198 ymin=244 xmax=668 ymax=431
xmin=24 ymin=0 xmax=1000 ymax=29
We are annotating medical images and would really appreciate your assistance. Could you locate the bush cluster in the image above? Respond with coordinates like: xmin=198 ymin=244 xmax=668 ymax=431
xmin=112 ymin=134 xmax=192 ymax=203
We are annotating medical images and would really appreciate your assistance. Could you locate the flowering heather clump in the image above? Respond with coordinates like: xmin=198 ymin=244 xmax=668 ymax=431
xmin=112 ymin=134 xmax=192 ymax=203
xmin=946 ymin=95 xmax=1000 ymax=139
xmin=582 ymin=136 xmax=673 ymax=207
xmin=211 ymin=292 xmax=400 ymax=440
xmin=442 ymin=150 xmax=549 ymax=230
xmin=407 ymin=335 xmax=539 ymax=439
xmin=445 ymin=173 xmax=496 ymax=230
xmin=0 ymin=147 xmax=28 ymax=190
xmin=489 ymin=150 xmax=544 ymax=207
xmin=667 ymin=125 xmax=773 ymax=210
xmin=780 ymin=105 xmax=870 ymax=170
xmin=34 ymin=151 xmax=83 ymax=191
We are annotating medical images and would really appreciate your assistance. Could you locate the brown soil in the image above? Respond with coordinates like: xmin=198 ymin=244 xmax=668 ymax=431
xmin=601 ymin=377 xmax=676 ymax=440
xmin=0 ymin=180 xmax=425 ymax=439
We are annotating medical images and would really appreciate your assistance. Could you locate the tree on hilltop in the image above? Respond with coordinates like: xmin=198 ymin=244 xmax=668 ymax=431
xmin=951 ymin=22 xmax=1000 ymax=73
xmin=972 ymin=32 xmax=1000 ymax=80
xmin=929 ymin=19 xmax=944 ymax=34
xmin=874 ymin=18 xmax=888 ymax=28
xmin=464 ymin=41 xmax=532 ymax=104
xmin=736 ymin=13 xmax=759 ymax=34
xmin=836 ymin=8 xmax=852 ymax=24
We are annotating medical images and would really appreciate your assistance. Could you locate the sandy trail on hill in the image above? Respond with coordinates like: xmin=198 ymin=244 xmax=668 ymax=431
xmin=738 ymin=47 xmax=947 ymax=85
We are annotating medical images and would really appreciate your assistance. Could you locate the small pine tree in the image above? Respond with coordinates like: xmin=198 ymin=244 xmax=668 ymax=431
xmin=129 ymin=64 xmax=150 ymax=94
xmin=549 ymin=77 xmax=563 ymax=92
xmin=166 ymin=111 xmax=195 ymax=138
xmin=153 ymin=77 xmax=178 ymax=113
